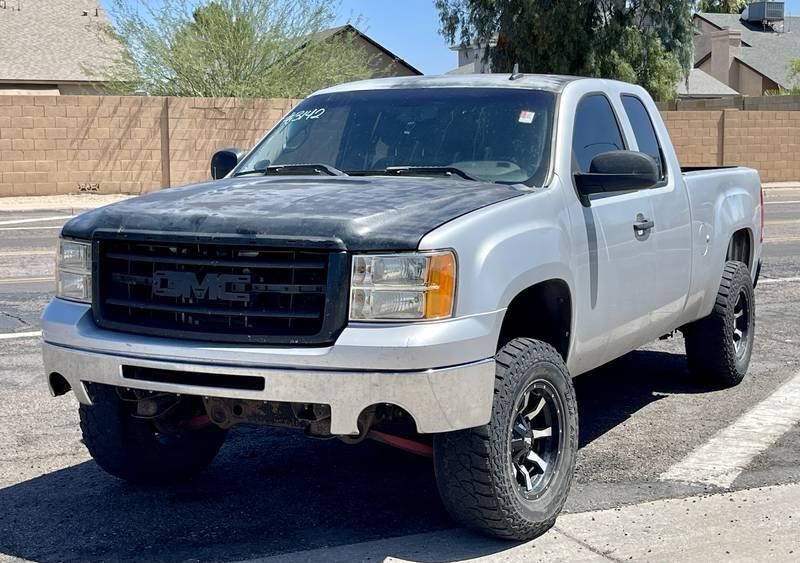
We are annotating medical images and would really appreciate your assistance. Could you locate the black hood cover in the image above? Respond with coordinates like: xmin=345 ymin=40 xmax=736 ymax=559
xmin=62 ymin=176 xmax=526 ymax=251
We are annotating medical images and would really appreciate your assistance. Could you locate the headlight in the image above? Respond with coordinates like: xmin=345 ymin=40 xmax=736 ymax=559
xmin=350 ymin=251 xmax=456 ymax=321
xmin=56 ymin=239 xmax=92 ymax=303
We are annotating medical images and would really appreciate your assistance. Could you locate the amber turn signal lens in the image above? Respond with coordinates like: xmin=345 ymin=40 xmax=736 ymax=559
xmin=424 ymin=252 xmax=456 ymax=319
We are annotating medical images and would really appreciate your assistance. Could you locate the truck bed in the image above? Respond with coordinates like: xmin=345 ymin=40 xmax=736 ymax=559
xmin=681 ymin=165 xmax=738 ymax=174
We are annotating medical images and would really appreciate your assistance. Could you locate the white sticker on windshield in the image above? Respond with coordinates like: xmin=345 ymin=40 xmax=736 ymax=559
xmin=518 ymin=110 xmax=536 ymax=124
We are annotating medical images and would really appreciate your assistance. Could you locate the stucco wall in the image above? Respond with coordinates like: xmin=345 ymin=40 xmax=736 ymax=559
xmin=738 ymin=63 xmax=765 ymax=97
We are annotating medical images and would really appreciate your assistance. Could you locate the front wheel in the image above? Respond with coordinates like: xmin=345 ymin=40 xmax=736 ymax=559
xmin=80 ymin=383 xmax=227 ymax=484
xmin=433 ymin=338 xmax=578 ymax=540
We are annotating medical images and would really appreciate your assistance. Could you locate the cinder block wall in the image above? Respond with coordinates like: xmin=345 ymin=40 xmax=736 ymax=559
xmin=0 ymin=96 xmax=163 ymax=196
xmin=168 ymin=97 xmax=295 ymax=187
xmin=0 ymin=95 xmax=297 ymax=196
xmin=2 ymin=94 xmax=800 ymax=196
xmin=663 ymin=109 xmax=800 ymax=181
xmin=722 ymin=110 xmax=800 ymax=182
xmin=661 ymin=111 xmax=723 ymax=167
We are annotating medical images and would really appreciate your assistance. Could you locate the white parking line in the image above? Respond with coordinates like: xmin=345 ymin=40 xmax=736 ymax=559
xmin=0 ymin=277 xmax=53 ymax=284
xmin=0 ymin=249 xmax=54 ymax=257
xmin=0 ymin=215 xmax=74 ymax=226
xmin=765 ymin=200 xmax=800 ymax=205
xmin=0 ymin=225 xmax=64 ymax=232
xmin=0 ymin=330 xmax=41 ymax=341
xmin=759 ymin=276 xmax=800 ymax=285
xmin=660 ymin=369 xmax=800 ymax=488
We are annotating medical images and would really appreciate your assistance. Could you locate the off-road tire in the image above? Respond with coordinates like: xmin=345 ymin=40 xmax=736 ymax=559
xmin=684 ymin=260 xmax=755 ymax=387
xmin=79 ymin=383 xmax=227 ymax=484
xmin=433 ymin=338 xmax=578 ymax=540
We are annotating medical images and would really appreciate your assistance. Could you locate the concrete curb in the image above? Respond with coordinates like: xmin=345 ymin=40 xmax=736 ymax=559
xmin=0 ymin=194 xmax=133 ymax=213
xmin=246 ymin=483 xmax=800 ymax=562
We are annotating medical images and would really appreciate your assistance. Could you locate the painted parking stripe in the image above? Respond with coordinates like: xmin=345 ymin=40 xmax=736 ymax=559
xmin=759 ymin=276 xmax=800 ymax=285
xmin=660 ymin=370 xmax=800 ymax=488
xmin=0 ymin=277 xmax=53 ymax=284
xmin=0 ymin=249 xmax=54 ymax=257
xmin=0 ymin=215 xmax=74 ymax=226
xmin=764 ymin=218 xmax=800 ymax=225
xmin=765 ymin=200 xmax=800 ymax=205
xmin=0 ymin=225 xmax=63 ymax=232
xmin=0 ymin=330 xmax=41 ymax=341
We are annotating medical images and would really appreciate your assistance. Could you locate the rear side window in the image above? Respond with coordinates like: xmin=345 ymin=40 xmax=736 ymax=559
xmin=621 ymin=95 xmax=666 ymax=180
xmin=572 ymin=95 xmax=625 ymax=172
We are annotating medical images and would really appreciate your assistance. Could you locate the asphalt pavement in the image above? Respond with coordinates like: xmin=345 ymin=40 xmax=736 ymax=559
xmin=0 ymin=189 xmax=799 ymax=562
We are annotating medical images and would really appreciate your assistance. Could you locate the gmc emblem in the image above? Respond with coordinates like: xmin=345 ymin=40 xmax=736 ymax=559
xmin=152 ymin=271 xmax=251 ymax=302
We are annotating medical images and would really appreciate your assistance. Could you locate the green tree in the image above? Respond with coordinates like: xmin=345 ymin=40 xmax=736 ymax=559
xmin=697 ymin=0 xmax=746 ymax=13
xmin=97 ymin=0 xmax=376 ymax=97
xmin=435 ymin=0 xmax=693 ymax=101
xmin=790 ymin=58 xmax=800 ymax=85
xmin=776 ymin=58 xmax=800 ymax=94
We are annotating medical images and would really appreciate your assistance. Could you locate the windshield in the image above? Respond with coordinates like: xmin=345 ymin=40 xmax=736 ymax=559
xmin=235 ymin=87 xmax=556 ymax=186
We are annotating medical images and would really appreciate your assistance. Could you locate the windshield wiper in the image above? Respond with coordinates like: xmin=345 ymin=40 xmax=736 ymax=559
xmin=265 ymin=164 xmax=347 ymax=177
xmin=233 ymin=164 xmax=347 ymax=177
xmin=383 ymin=166 xmax=480 ymax=182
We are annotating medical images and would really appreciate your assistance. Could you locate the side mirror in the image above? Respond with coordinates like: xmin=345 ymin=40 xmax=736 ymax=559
xmin=210 ymin=148 xmax=245 ymax=180
xmin=574 ymin=151 xmax=659 ymax=206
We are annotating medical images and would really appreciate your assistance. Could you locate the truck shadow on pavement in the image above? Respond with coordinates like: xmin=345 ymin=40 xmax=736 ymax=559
xmin=575 ymin=348 xmax=714 ymax=448
xmin=0 ymin=350 xmax=712 ymax=562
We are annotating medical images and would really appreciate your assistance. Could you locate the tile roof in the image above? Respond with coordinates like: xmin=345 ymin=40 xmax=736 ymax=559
xmin=695 ymin=12 xmax=800 ymax=88
xmin=0 ymin=0 xmax=120 ymax=83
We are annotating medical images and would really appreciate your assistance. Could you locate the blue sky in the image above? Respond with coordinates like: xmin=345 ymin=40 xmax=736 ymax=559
xmin=335 ymin=0 xmax=455 ymax=74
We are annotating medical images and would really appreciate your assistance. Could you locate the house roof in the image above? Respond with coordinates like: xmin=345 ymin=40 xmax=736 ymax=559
xmin=694 ymin=12 xmax=800 ymax=88
xmin=677 ymin=68 xmax=739 ymax=97
xmin=0 ymin=0 xmax=120 ymax=84
xmin=309 ymin=25 xmax=423 ymax=76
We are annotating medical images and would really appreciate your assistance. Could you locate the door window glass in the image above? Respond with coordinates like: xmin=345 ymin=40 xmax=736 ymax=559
xmin=572 ymin=95 xmax=625 ymax=172
xmin=621 ymin=95 xmax=666 ymax=180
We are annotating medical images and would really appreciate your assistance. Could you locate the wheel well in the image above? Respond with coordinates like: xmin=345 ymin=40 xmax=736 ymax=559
xmin=727 ymin=228 xmax=752 ymax=267
xmin=498 ymin=280 xmax=571 ymax=360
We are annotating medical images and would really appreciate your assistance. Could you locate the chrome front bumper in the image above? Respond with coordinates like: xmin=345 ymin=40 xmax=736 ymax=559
xmin=42 ymin=299 xmax=501 ymax=435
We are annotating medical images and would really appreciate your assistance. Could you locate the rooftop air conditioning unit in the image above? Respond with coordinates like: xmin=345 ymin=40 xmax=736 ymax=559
xmin=742 ymin=2 xmax=785 ymax=23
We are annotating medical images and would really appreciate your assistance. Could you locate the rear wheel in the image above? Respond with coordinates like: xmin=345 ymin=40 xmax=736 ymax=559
xmin=433 ymin=338 xmax=578 ymax=540
xmin=80 ymin=383 xmax=227 ymax=484
xmin=684 ymin=261 xmax=755 ymax=387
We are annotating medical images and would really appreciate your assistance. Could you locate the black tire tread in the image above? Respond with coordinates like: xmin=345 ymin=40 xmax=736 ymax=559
xmin=79 ymin=384 xmax=227 ymax=484
xmin=433 ymin=338 xmax=578 ymax=540
xmin=685 ymin=261 xmax=755 ymax=387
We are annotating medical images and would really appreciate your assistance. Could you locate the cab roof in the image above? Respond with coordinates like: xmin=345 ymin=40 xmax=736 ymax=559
xmin=313 ymin=74 xmax=583 ymax=96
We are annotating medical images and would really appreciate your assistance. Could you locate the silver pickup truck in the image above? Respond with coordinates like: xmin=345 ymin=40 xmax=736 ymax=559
xmin=42 ymin=74 xmax=763 ymax=540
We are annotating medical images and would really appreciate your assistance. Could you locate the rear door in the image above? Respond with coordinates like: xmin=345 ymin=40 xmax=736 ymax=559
xmin=568 ymin=94 xmax=658 ymax=369
xmin=619 ymin=95 xmax=692 ymax=334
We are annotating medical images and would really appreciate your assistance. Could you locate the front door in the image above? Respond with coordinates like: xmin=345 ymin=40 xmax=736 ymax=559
xmin=567 ymin=94 xmax=658 ymax=374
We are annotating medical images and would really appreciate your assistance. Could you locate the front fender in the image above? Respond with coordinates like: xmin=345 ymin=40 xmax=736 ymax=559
xmin=419 ymin=182 xmax=574 ymax=336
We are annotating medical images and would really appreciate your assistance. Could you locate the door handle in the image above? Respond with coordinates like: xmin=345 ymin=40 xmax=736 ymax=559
xmin=633 ymin=218 xmax=655 ymax=232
